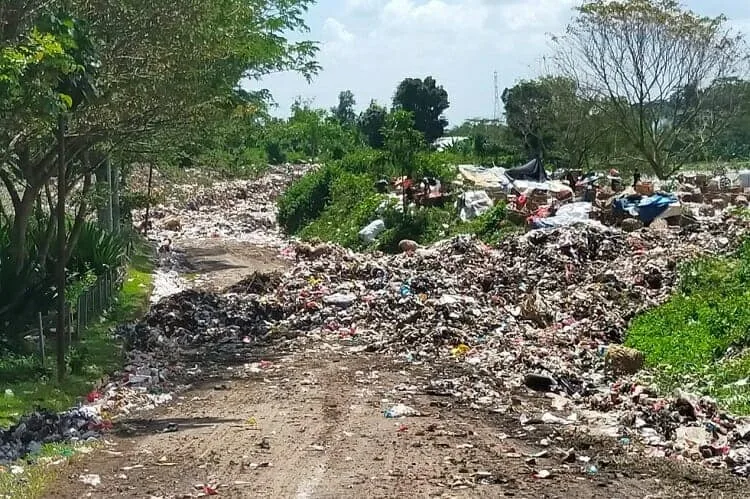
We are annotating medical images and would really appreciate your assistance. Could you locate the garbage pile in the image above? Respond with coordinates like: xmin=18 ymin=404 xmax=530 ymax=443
xmin=117 ymin=289 xmax=289 ymax=356
xmin=137 ymin=164 xmax=312 ymax=244
xmin=0 ymin=408 xmax=103 ymax=464
xmin=110 ymin=212 xmax=750 ymax=474
xmin=257 ymin=219 xmax=749 ymax=474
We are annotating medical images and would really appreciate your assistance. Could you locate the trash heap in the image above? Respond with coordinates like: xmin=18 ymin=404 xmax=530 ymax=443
xmin=0 ymin=408 xmax=103 ymax=464
xmin=117 ymin=289 xmax=289 ymax=357
xmin=139 ymin=164 xmax=312 ymax=244
xmin=110 ymin=213 xmax=750 ymax=474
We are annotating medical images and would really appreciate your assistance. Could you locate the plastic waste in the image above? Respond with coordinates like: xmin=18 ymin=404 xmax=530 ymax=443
xmin=80 ymin=474 xmax=101 ymax=487
xmin=358 ymin=219 xmax=385 ymax=243
xmin=384 ymin=404 xmax=419 ymax=418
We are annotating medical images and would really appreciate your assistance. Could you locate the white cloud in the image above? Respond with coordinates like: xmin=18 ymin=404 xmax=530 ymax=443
xmin=260 ymin=0 xmax=748 ymax=124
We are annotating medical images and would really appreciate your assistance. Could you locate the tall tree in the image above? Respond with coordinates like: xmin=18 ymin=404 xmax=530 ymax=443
xmin=383 ymin=110 xmax=424 ymax=213
xmin=554 ymin=0 xmax=749 ymax=178
xmin=392 ymin=76 xmax=449 ymax=143
xmin=0 ymin=0 xmax=319 ymax=332
xmin=358 ymin=100 xmax=388 ymax=149
xmin=502 ymin=80 xmax=555 ymax=159
xmin=331 ymin=90 xmax=356 ymax=126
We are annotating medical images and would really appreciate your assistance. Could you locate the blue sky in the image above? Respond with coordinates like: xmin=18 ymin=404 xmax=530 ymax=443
xmin=255 ymin=1 xmax=750 ymax=125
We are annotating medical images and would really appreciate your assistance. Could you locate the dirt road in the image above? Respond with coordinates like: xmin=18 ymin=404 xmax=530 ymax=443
xmin=47 ymin=239 xmax=746 ymax=498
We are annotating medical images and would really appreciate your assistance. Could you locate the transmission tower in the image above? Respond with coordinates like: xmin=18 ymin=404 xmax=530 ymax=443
xmin=493 ymin=71 xmax=500 ymax=122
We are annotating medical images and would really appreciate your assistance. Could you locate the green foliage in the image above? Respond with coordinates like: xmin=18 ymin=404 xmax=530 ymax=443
xmin=0 ymin=218 xmax=127 ymax=349
xmin=277 ymin=163 xmax=342 ymax=234
xmin=300 ymin=173 xmax=382 ymax=248
xmin=338 ymin=148 xmax=389 ymax=177
xmin=559 ymin=0 xmax=747 ymax=177
xmin=331 ymin=90 xmax=356 ymax=126
xmin=393 ymin=76 xmax=449 ymax=143
xmin=626 ymin=243 xmax=750 ymax=382
xmin=69 ymin=221 xmax=128 ymax=276
xmin=383 ymin=110 xmax=425 ymax=199
xmin=377 ymin=206 xmax=455 ymax=253
xmin=265 ymin=141 xmax=286 ymax=165
xmin=464 ymin=202 xmax=520 ymax=246
xmin=0 ymin=252 xmax=153 ymax=428
xmin=358 ymin=100 xmax=388 ymax=149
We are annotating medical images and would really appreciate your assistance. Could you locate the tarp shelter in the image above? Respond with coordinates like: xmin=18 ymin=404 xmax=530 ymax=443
xmin=505 ymin=158 xmax=549 ymax=183
xmin=613 ymin=193 xmax=679 ymax=225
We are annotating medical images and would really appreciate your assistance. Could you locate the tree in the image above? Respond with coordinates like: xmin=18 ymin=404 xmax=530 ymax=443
xmin=382 ymin=110 xmax=424 ymax=213
xmin=0 ymin=0 xmax=319 ymax=346
xmin=502 ymin=80 xmax=556 ymax=159
xmin=555 ymin=0 xmax=749 ymax=178
xmin=392 ymin=76 xmax=449 ymax=143
xmin=358 ymin=100 xmax=388 ymax=149
xmin=331 ymin=90 xmax=356 ymax=126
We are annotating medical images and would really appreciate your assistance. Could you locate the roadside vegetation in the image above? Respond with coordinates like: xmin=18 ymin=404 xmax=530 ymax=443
xmin=626 ymin=237 xmax=750 ymax=414
xmin=0 ymin=240 xmax=153 ymax=427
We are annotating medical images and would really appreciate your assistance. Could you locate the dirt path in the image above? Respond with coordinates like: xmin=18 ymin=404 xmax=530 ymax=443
xmin=177 ymin=239 xmax=288 ymax=291
xmin=46 ymin=239 xmax=746 ymax=498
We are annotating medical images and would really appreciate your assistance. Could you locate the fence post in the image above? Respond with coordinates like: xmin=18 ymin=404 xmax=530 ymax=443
xmin=38 ymin=312 xmax=45 ymax=367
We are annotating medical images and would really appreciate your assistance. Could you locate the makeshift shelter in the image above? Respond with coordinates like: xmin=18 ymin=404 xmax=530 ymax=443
xmin=505 ymin=158 xmax=549 ymax=183
xmin=612 ymin=193 xmax=680 ymax=225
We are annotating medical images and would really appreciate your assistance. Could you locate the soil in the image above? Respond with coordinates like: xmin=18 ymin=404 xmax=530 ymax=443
xmin=178 ymin=239 xmax=289 ymax=291
xmin=46 ymin=239 xmax=747 ymax=498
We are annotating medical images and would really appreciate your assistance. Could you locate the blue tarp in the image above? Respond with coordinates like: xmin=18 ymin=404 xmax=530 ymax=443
xmin=612 ymin=193 xmax=678 ymax=224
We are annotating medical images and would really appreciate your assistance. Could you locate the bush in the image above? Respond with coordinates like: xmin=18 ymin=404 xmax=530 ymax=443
xmin=265 ymin=141 xmax=286 ymax=165
xmin=338 ymin=149 xmax=390 ymax=177
xmin=377 ymin=206 xmax=456 ymax=253
xmin=300 ymin=173 xmax=383 ymax=248
xmin=464 ymin=202 xmax=519 ymax=246
xmin=69 ymin=221 xmax=128 ymax=276
xmin=277 ymin=163 xmax=342 ymax=234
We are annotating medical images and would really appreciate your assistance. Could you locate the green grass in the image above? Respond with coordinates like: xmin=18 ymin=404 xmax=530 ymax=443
xmin=0 ymin=242 xmax=154 ymax=427
xmin=0 ymin=442 xmax=94 ymax=499
xmin=625 ymin=240 xmax=750 ymax=414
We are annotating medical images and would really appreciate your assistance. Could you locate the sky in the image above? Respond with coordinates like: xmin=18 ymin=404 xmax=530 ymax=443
xmin=253 ymin=0 xmax=750 ymax=126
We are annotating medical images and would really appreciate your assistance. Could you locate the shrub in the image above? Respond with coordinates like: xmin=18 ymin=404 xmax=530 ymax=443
xmin=377 ymin=206 xmax=456 ymax=253
xmin=300 ymin=173 xmax=383 ymax=248
xmin=265 ymin=140 xmax=287 ymax=165
xmin=69 ymin=221 xmax=128 ymax=276
xmin=338 ymin=149 xmax=390 ymax=177
xmin=277 ymin=163 xmax=342 ymax=234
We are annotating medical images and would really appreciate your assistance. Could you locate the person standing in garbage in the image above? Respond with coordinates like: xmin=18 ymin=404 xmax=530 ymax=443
xmin=632 ymin=168 xmax=641 ymax=188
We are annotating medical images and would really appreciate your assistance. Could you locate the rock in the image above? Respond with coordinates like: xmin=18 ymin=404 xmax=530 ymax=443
xmin=398 ymin=239 xmax=418 ymax=253
xmin=621 ymin=218 xmax=643 ymax=232
xmin=604 ymin=345 xmax=644 ymax=375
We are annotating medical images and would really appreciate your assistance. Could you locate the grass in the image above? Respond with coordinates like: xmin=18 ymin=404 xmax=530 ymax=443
xmin=0 ymin=442 xmax=95 ymax=499
xmin=0 ymin=242 xmax=154 ymax=427
xmin=625 ymin=240 xmax=750 ymax=414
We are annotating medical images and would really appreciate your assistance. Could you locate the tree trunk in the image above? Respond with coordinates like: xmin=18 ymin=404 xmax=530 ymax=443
xmin=95 ymin=153 xmax=113 ymax=231
xmin=111 ymin=160 xmax=121 ymax=232
xmin=56 ymin=117 xmax=67 ymax=382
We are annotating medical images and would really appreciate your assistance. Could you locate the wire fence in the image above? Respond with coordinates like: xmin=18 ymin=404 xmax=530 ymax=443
xmin=32 ymin=264 xmax=127 ymax=364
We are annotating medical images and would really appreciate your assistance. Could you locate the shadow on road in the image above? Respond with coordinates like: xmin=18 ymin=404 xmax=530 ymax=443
xmin=113 ymin=416 xmax=243 ymax=437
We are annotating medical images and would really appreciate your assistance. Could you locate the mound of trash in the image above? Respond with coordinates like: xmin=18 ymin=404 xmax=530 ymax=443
xmin=0 ymin=408 xmax=103 ymax=464
xmin=224 ymin=271 xmax=283 ymax=295
xmin=117 ymin=289 xmax=290 ymax=354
